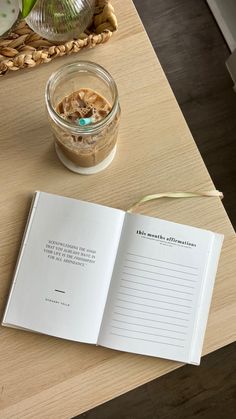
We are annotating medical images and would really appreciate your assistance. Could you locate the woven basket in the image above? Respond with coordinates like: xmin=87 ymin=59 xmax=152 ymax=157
xmin=0 ymin=0 xmax=117 ymax=77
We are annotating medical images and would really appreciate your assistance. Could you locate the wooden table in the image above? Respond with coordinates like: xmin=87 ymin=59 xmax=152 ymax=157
xmin=0 ymin=1 xmax=235 ymax=417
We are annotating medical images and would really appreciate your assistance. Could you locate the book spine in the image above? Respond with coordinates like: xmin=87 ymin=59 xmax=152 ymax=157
xmin=2 ymin=191 xmax=41 ymax=324
xmin=96 ymin=213 xmax=126 ymax=344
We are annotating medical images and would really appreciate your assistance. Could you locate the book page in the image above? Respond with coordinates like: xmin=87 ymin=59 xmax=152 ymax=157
xmin=98 ymin=213 xmax=222 ymax=363
xmin=3 ymin=192 xmax=125 ymax=344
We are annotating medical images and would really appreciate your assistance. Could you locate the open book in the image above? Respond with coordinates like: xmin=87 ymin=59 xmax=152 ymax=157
xmin=2 ymin=192 xmax=224 ymax=365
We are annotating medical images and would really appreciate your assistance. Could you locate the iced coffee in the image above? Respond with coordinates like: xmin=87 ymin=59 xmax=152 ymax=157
xmin=54 ymin=88 xmax=119 ymax=168
xmin=45 ymin=62 xmax=121 ymax=174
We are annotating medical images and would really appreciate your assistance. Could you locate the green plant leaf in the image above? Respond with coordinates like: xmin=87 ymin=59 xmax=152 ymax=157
xmin=22 ymin=0 xmax=37 ymax=18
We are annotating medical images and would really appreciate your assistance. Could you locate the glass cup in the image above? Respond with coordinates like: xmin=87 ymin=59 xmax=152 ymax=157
xmin=45 ymin=61 xmax=121 ymax=174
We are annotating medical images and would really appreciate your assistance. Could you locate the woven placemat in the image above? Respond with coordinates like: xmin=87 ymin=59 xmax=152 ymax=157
xmin=0 ymin=0 xmax=117 ymax=77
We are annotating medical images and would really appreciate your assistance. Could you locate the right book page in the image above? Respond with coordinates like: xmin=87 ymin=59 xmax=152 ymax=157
xmin=98 ymin=212 xmax=224 ymax=364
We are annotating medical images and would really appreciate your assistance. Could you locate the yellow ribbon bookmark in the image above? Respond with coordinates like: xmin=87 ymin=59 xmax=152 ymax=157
xmin=127 ymin=190 xmax=223 ymax=213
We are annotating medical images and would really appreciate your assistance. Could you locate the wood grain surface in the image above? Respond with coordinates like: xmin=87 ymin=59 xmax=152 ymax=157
xmin=0 ymin=0 xmax=235 ymax=417
xmin=134 ymin=0 xmax=236 ymax=228
xmin=78 ymin=343 xmax=236 ymax=419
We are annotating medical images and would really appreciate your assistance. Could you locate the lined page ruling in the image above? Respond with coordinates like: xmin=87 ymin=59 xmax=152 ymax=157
xmin=98 ymin=213 xmax=216 ymax=364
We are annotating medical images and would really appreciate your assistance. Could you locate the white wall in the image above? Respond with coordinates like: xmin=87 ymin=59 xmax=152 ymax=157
xmin=207 ymin=0 xmax=236 ymax=51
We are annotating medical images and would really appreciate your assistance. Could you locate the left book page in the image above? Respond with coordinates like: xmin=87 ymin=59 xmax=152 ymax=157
xmin=2 ymin=192 xmax=125 ymax=344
